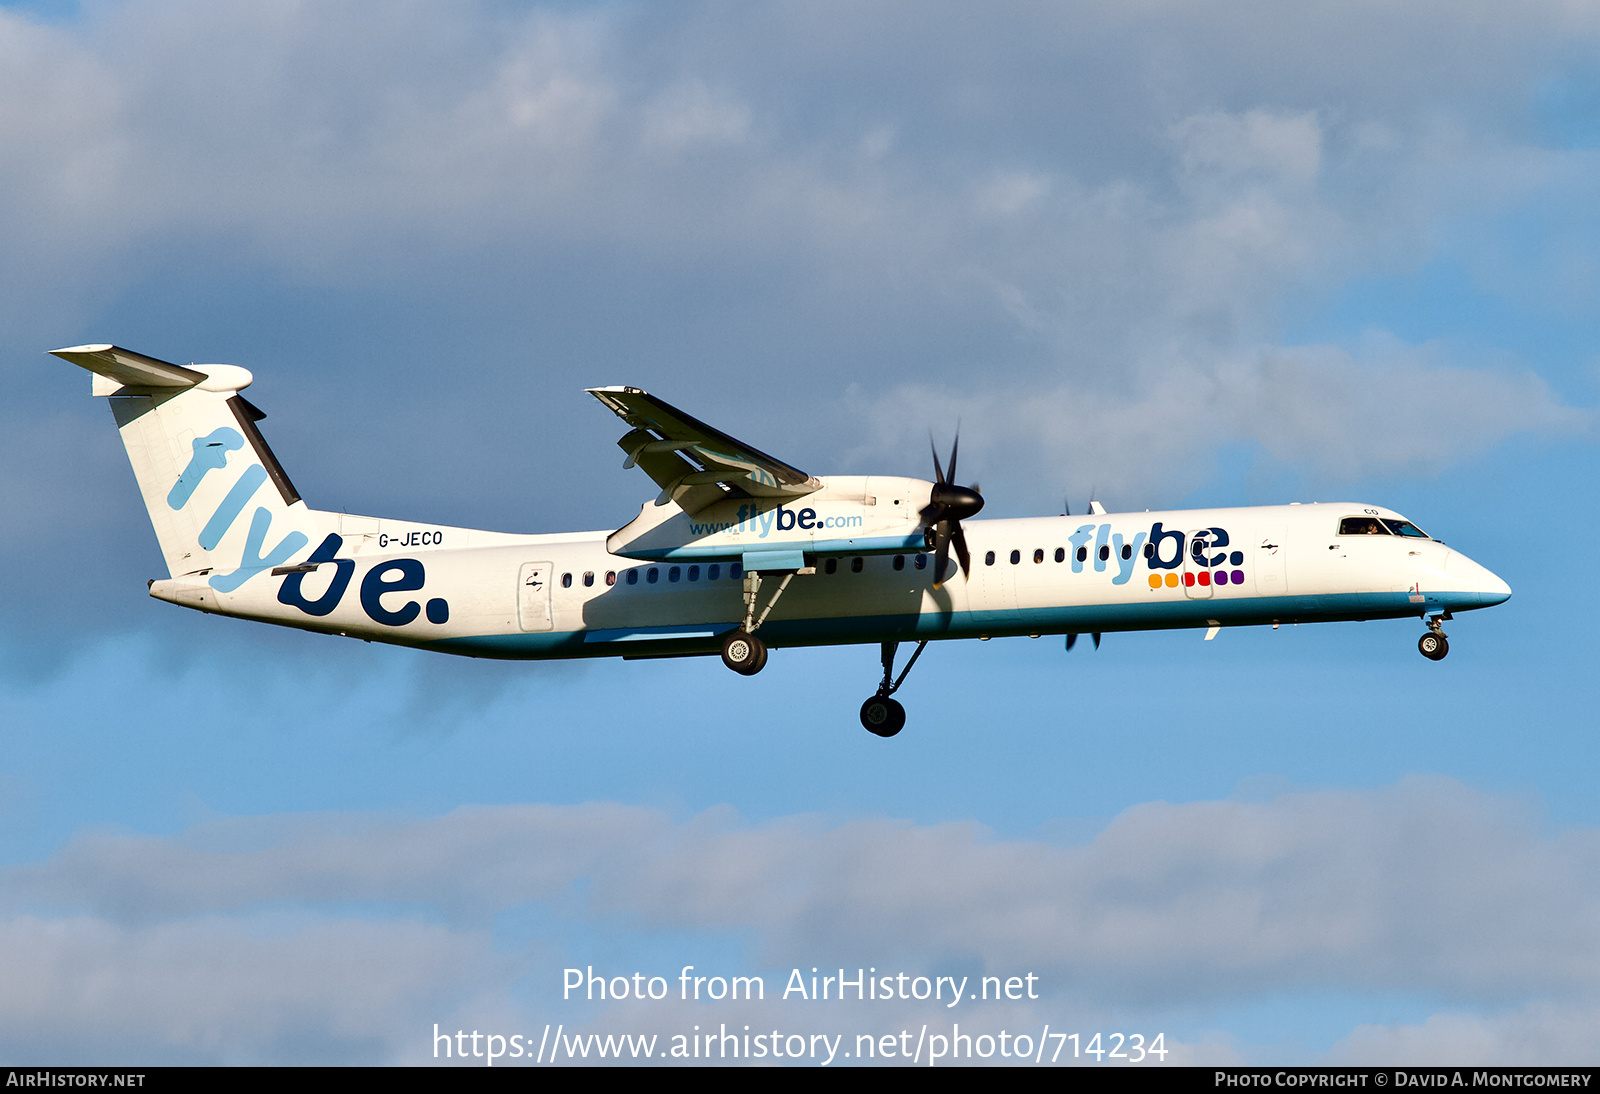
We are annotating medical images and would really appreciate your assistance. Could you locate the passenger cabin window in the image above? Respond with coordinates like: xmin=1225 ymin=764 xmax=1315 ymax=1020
xmin=669 ymin=566 xmax=681 ymax=582
xmin=605 ymin=571 xmax=617 ymax=586
xmin=1054 ymin=547 xmax=1065 ymax=563
xmin=1338 ymin=517 xmax=1388 ymax=536
xmin=1009 ymin=549 xmax=1020 ymax=565
xmin=583 ymin=571 xmax=594 ymax=587
xmin=914 ymin=554 xmax=927 ymax=570
xmin=893 ymin=555 xmax=905 ymax=571
xmin=1033 ymin=549 xmax=1044 ymax=564
xmin=647 ymin=567 xmax=659 ymax=584
xmin=985 ymin=551 xmax=995 ymax=565
xmin=1099 ymin=545 xmax=1110 ymax=561
xmin=626 ymin=569 xmax=638 ymax=585
xmin=709 ymin=564 xmax=721 ymax=580
xmin=561 ymin=573 xmax=572 ymax=588
xmin=1076 ymin=547 xmax=1088 ymax=562
xmin=688 ymin=565 xmax=700 ymax=581
xmin=851 ymin=557 xmax=864 ymax=573
xmin=825 ymin=558 xmax=838 ymax=575
xmin=730 ymin=563 xmax=743 ymax=579
xmin=1121 ymin=544 xmax=1132 ymax=560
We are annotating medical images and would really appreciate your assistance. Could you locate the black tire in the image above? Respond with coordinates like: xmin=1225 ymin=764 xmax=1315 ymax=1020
xmin=860 ymin=696 xmax=906 ymax=737
xmin=1418 ymin=632 xmax=1449 ymax=661
xmin=721 ymin=630 xmax=767 ymax=675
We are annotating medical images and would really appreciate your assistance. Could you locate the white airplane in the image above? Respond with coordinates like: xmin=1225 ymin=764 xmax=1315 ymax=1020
xmin=54 ymin=343 xmax=1512 ymax=737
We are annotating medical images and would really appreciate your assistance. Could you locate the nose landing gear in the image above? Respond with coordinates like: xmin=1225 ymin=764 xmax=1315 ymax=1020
xmin=1418 ymin=613 xmax=1450 ymax=661
xmin=861 ymin=639 xmax=927 ymax=737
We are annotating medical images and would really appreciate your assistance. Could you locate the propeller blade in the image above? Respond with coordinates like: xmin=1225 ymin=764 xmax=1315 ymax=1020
xmin=951 ymin=521 xmax=972 ymax=578
xmin=932 ymin=523 xmax=952 ymax=586
xmin=922 ymin=429 xmax=982 ymax=585
xmin=1092 ymin=632 xmax=1102 ymax=650
xmin=1066 ymin=633 xmax=1078 ymax=651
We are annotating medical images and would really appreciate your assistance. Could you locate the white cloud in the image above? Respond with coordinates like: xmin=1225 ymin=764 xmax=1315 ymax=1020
xmin=1174 ymin=110 xmax=1323 ymax=188
xmin=854 ymin=339 xmax=1588 ymax=508
xmin=0 ymin=915 xmax=498 ymax=1064
xmin=4 ymin=778 xmax=1600 ymax=1062
xmin=641 ymin=80 xmax=752 ymax=150
xmin=1332 ymin=1002 xmax=1600 ymax=1066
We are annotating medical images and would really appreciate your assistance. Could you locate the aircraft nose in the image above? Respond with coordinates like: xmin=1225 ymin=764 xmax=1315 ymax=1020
xmin=1446 ymin=551 xmax=1512 ymax=607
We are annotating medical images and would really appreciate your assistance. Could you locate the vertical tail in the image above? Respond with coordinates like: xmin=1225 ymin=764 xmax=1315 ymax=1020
xmin=53 ymin=345 xmax=319 ymax=591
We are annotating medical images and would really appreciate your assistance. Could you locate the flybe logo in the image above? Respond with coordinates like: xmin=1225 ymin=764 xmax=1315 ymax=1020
xmin=170 ymin=427 xmax=307 ymax=593
xmin=169 ymin=428 xmax=450 ymax=626
xmin=1145 ymin=522 xmax=1248 ymax=588
xmin=688 ymin=504 xmax=864 ymax=539
xmin=278 ymin=534 xmax=451 ymax=627
xmin=1060 ymin=522 xmax=1248 ymax=587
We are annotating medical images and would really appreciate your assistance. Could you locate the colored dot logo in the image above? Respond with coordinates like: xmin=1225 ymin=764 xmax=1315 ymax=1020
xmin=1149 ymin=570 xmax=1245 ymax=588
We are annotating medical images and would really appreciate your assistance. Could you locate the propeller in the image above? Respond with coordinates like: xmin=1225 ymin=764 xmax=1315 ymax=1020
xmin=921 ymin=430 xmax=984 ymax=587
xmin=1066 ymin=632 xmax=1103 ymax=651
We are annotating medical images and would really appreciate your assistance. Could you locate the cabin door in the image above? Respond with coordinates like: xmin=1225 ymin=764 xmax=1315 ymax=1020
xmin=518 ymin=562 xmax=554 ymax=631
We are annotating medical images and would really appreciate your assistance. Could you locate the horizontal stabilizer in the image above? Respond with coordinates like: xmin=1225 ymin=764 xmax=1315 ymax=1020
xmin=51 ymin=344 xmax=207 ymax=393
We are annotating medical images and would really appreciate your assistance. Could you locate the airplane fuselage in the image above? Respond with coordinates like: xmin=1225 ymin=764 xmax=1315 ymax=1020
xmin=149 ymin=497 xmax=1510 ymax=661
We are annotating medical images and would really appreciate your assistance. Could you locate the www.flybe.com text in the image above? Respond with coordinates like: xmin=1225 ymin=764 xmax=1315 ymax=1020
xmin=688 ymin=505 xmax=864 ymax=538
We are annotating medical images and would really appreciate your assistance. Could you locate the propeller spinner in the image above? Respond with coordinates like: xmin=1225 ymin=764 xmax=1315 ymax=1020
xmin=921 ymin=432 xmax=984 ymax=587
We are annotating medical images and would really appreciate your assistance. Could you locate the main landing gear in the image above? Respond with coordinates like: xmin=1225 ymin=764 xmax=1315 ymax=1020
xmin=1418 ymin=614 xmax=1450 ymax=661
xmin=719 ymin=567 xmax=797 ymax=676
xmin=721 ymin=629 xmax=767 ymax=675
xmin=860 ymin=640 xmax=928 ymax=738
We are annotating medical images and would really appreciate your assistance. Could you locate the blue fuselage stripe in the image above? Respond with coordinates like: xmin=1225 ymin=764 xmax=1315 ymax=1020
xmin=432 ymin=588 xmax=1499 ymax=661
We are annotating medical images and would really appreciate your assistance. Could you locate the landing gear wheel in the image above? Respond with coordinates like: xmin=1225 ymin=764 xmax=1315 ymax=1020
xmin=860 ymin=696 xmax=906 ymax=737
xmin=721 ymin=630 xmax=767 ymax=675
xmin=1418 ymin=632 xmax=1449 ymax=661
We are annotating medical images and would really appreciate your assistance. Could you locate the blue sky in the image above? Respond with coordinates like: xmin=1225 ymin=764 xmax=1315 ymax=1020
xmin=4 ymin=0 xmax=1600 ymax=1066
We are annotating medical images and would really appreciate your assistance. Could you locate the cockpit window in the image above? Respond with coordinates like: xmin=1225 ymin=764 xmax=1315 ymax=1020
xmin=1381 ymin=519 xmax=1430 ymax=539
xmin=1338 ymin=517 xmax=1389 ymax=536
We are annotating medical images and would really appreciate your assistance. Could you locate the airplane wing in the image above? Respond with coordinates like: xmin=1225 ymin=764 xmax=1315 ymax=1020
xmin=588 ymin=386 xmax=820 ymax=514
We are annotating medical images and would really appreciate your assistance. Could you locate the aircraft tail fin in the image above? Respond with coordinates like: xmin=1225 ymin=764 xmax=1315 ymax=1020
xmin=54 ymin=344 xmax=318 ymax=588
